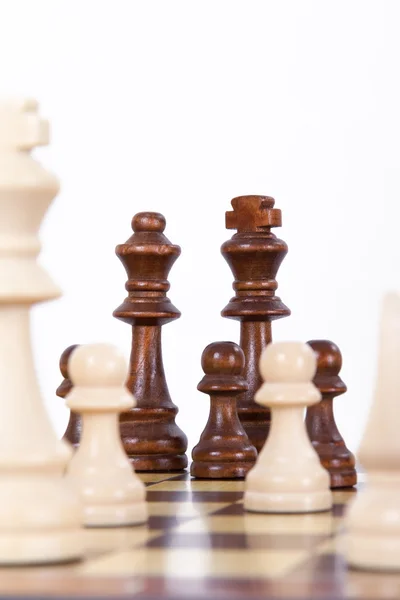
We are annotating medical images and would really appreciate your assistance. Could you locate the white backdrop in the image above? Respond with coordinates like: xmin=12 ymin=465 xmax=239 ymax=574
xmin=0 ymin=0 xmax=398 ymax=457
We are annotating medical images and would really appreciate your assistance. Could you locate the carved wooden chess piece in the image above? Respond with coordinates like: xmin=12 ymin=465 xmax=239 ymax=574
xmin=65 ymin=343 xmax=147 ymax=527
xmin=56 ymin=344 xmax=81 ymax=447
xmin=305 ymin=340 xmax=357 ymax=488
xmin=345 ymin=293 xmax=400 ymax=569
xmin=0 ymin=98 xmax=82 ymax=563
xmin=113 ymin=212 xmax=188 ymax=471
xmin=221 ymin=195 xmax=290 ymax=452
xmin=191 ymin=341 xmax=257 ymax=479
xmin=244 ymin=342 xmax=332 ymax=513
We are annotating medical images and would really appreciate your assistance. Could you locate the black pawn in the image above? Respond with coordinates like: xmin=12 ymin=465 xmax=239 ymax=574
xmin=191 ymin=341 xmax=257 ymax=479
xmin=56 ymin=344 xmax=81 ymax=447
xmin=306 ymin=340 xmax=357 ymax=488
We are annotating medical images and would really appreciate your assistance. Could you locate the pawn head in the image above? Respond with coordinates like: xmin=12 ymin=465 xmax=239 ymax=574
xmin=201 ymin=341 xmax=245 ymax=375
xmin=59 ymin=344 xmax=79 ymax=379
xmin=260 ymin=341 xmax=317 ymax=383
xmin=307 ymin=340 xmax=342 ymax=375
xmin=69 ymin=343 xmax=128 ymax=388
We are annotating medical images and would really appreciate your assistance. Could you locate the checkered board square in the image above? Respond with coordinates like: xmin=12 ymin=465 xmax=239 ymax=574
xmin=0 ymin=472 xmax=398 ymax=600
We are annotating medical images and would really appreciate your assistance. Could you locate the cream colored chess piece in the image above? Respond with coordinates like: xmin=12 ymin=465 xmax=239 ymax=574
xmin=66 ymin=343 xmax=147 ymax=527
xmin=244 ymin=342 xmax=332 ymax=513
xmin=0 ymin=99 xmax=82 ymax=564
xmin=345 ymin=292 xmax=400 ymax=570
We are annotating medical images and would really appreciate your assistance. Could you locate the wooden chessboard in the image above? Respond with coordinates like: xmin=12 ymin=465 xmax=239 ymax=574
xmin=0 ymin=472 xmax=398 ymax=600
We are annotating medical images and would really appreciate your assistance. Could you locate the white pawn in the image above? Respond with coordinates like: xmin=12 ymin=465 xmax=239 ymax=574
xmin=244 ymin=342 xmax=332 ymax=513
xmin=66 ymin=343 xmax=147 ymax=527
xmin=345 ymin=292 xmax=400 ymax=570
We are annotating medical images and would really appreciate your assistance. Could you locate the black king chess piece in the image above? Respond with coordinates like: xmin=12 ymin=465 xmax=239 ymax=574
xmin=221 ymin=195 xmax=290 ymax=452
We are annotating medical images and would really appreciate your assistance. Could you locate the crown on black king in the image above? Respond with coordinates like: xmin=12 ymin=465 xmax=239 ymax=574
xmin=221 ymin=196 xmax=290 ymax=452
xmin=113 ymin=212 xmax=188 ymax=471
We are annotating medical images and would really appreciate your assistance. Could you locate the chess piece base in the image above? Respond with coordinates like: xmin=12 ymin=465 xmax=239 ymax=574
xmin=311 ymin=441 xmax=357 ymax=489
xmin=330 ymin=468 xmax=357 ymax=489
xmin=244 ymin=489 xmax=332 ymax=513
xmin=0 ymin=472 xmax=83 ymax=565
xmin=190 ymin=460 xmax=253 ymax=479
xmin=129 ymin=453 xmax=188 ymax=472
xmin=0 ymin=529 xmax=82 ymax=565
xmin=344 ymin=474 xmax=400 ymax=571
xmin=121 ymin=410 xmax=188 ymax=472
xmin=85 ymin=501 xmax=148 ymax=527
xmin=346 ymin=533 xmax=400 ymax=571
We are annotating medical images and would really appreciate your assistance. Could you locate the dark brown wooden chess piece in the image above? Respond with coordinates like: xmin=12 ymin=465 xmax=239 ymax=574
xmin=221 ymin=195 xmax=290 ymax=452
xmin=191 ymin=341 xmax=257 ymax=479
xmin=113 ymin=212 xmax=188 ymax=471
xmin=56 ymin=344 xmax=81 ymax=447
xmin=306 ymin=339 xmax=357 ymax=488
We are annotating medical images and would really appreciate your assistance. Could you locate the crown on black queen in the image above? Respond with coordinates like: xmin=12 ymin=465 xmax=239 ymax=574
xmin=113 ymin=211 xmax=180 ymax=325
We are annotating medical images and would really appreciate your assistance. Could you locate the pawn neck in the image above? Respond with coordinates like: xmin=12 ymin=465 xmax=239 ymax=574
xmin=201 ymin=394 xmax=247 ymax=439
xmin=266 ymin=406 xmax=311 ymax=453
xmin=77 ymin=412 xmax=125 ymax=461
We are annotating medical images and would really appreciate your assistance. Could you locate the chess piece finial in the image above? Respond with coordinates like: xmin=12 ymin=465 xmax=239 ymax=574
xmin=0 ymin=98 xmax=49 ymax=150
xmin=200 ymin=340 xmax=244 ymax=375
xmin=191 ymin=342 xmax=257 ymax=479
xmin=306 ymin=340 xmax=357 ymax=488
xmin=131 ymin=212 xmax=166 ymax=232
xmin=0 ymin=98 xmax=61 ymax=302
xmin=0 ymin=99 xmax=82 ymax=563
xmin=225 ymin=195 xmax=282 ymax=231
xmin=345 ymin=292 xmax=400 ymax=570
xmin=113 ymin=211 xmax=188 ymax=471
xmin=244 ymin=341 xmax=332 ymax=513
xmin=221 ymin=195 xmax=290 ymax=452
xmin=56 ymin=344 xmax=81 ymax=447
xmin=66 ymin=343 xmax=147 ymax=527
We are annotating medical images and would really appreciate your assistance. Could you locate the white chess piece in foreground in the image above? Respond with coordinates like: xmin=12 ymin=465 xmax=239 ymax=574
xmin=0 ymin=98 xmax=82 ymax=564
xmin=66 ymin=343 xmax=147 ymax=527
xmin=345 ymin=292 xmax=400 ymax=570
xmin=244 ymin=341 xmax=332 ymax=513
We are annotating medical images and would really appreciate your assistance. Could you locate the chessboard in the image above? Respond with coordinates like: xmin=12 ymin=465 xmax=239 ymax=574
xmin=0 ymin=472 xmax=397 ymax=600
